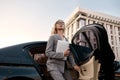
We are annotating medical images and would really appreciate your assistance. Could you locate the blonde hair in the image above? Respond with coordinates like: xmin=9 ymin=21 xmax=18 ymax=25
xmin=51 ymin=19 xmax=65 ymax=35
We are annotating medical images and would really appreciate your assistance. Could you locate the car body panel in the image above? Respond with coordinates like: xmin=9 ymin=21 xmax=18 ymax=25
xmin=0 ymin=66 xmax=41 ymax=80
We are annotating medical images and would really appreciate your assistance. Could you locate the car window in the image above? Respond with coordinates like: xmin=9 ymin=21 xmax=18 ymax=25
xmin=72 ymin=30 xmax=97 ymax=50
xmin=28 ymin=46 xmax=47 ymax=65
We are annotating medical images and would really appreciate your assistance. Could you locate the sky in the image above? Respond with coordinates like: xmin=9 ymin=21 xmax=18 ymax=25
xmin=0 ymin=0 xmax=120 ymax=48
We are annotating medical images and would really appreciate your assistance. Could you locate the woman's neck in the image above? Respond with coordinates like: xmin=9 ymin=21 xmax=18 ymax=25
xmin=57 ymin=32 xmax=64 ymax=39
xmin=57 ymin=31 xmax=63 ymax=35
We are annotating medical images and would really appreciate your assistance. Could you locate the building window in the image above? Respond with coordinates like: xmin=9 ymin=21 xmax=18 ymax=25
xmin=76 ymin=21 xmax=79 ymax=30
xmin=111 ymin=41 xmax=114 ymax=45
xmin=119 ymin=37 xmax=120 ymax=42
xmin=112 ymin=46 xmax=114 ymax=51
xmin=110 ymin=31 xmax=113 ymax=34
xmin=78 ymin=33 xmax=86 ymax=46
xmin=93 ymin=38 xmax=96 ymax=42
xmin=115 ymin=47 xmax=118 ymax=57
xmin=111 ymin=36 xmax=113 ymax=40
xmin=119 ymin=32 xmax=120 ymax=36
xmin=115 ymin=36 xmax=117 ymax=45
xmin=106 ymin=24 xmax=113 ymax=34
xmin=87 ymin=31 xmax=90 ymax=38
xmin=118 ymin=27 xmax=120 ymax=31
xmin=78 ymin=18 xmax=86 ymax=28
xmin=114 ymin=26 xmax=117 ymax=35
xmin=110 ymin=25 xmax=113 ymax=34
xmin=118 ymin=27 xmax=120 ymax=36
xmin=94 ymin=44 xmax=97 ymax=48
xmin=67 ymin=27 xmax=69 ymax=40
xmin=71 ymin=24 xmax=73 ymax=38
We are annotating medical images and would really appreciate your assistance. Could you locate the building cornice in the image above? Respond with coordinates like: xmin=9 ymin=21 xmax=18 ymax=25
xmin=65 ymin=7 xmax=120 ymax=26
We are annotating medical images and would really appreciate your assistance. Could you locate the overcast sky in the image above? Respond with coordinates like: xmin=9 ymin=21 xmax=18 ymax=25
xmin=0 ymin=0 xmax=120 ymax=48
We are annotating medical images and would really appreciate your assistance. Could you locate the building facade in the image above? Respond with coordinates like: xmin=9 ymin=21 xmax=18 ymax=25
xmin=65 ymin=7 xmax=120 ymax=61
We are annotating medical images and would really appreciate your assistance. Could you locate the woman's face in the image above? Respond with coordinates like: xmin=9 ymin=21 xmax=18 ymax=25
xmin=56 ymin=22 xmax=65 ymax=31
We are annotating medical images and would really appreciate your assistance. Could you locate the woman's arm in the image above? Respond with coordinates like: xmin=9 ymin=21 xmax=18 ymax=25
xmin=68 ymin=53 xmax=80 ymax=72
xmin=68 ymin=53 xmax=76 ymax=67
xmin=45 ymin=35 xmax=65 ymax=59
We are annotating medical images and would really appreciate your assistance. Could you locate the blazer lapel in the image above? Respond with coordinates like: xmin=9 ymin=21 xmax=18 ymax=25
xmin=56 ymin=34 xmax=62 ymax=40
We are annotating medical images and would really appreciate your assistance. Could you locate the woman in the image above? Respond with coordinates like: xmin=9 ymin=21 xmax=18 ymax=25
xmin=45 ymin=19 xmax=80 ymax=80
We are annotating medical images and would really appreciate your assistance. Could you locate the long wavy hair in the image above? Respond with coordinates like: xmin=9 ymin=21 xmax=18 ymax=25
xmin=51 ymin=19 xmax=65 ymax=35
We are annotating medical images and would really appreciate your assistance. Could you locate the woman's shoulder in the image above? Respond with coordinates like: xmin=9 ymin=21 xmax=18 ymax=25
xmin=49 ymin=34 xmax=57 ymax=39
xmin=50 ymin=34 xmax=59 ymax=38
xmin=50 ymin=34 xmax=56 ymax=37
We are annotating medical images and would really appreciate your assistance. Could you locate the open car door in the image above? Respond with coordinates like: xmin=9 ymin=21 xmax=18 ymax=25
xmin=70 ymin=23 xmax=115 ymax=80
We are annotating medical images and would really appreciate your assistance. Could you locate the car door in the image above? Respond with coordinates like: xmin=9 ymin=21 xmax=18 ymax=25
xmin=70 ymin=24 xmax=102 ymax=80
xmin=71 ymin=23 xmax=116 ymax=80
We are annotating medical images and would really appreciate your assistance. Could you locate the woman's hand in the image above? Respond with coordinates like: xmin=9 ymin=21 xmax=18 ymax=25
xmin=64 ymin=48 xmax=70 ymax=57
xmin=74 ymin=65 xmax=80 ymax=72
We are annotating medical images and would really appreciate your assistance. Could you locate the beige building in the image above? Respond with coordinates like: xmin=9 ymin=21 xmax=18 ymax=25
xmin=65 ymin=7 xmax=120 ymax=61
